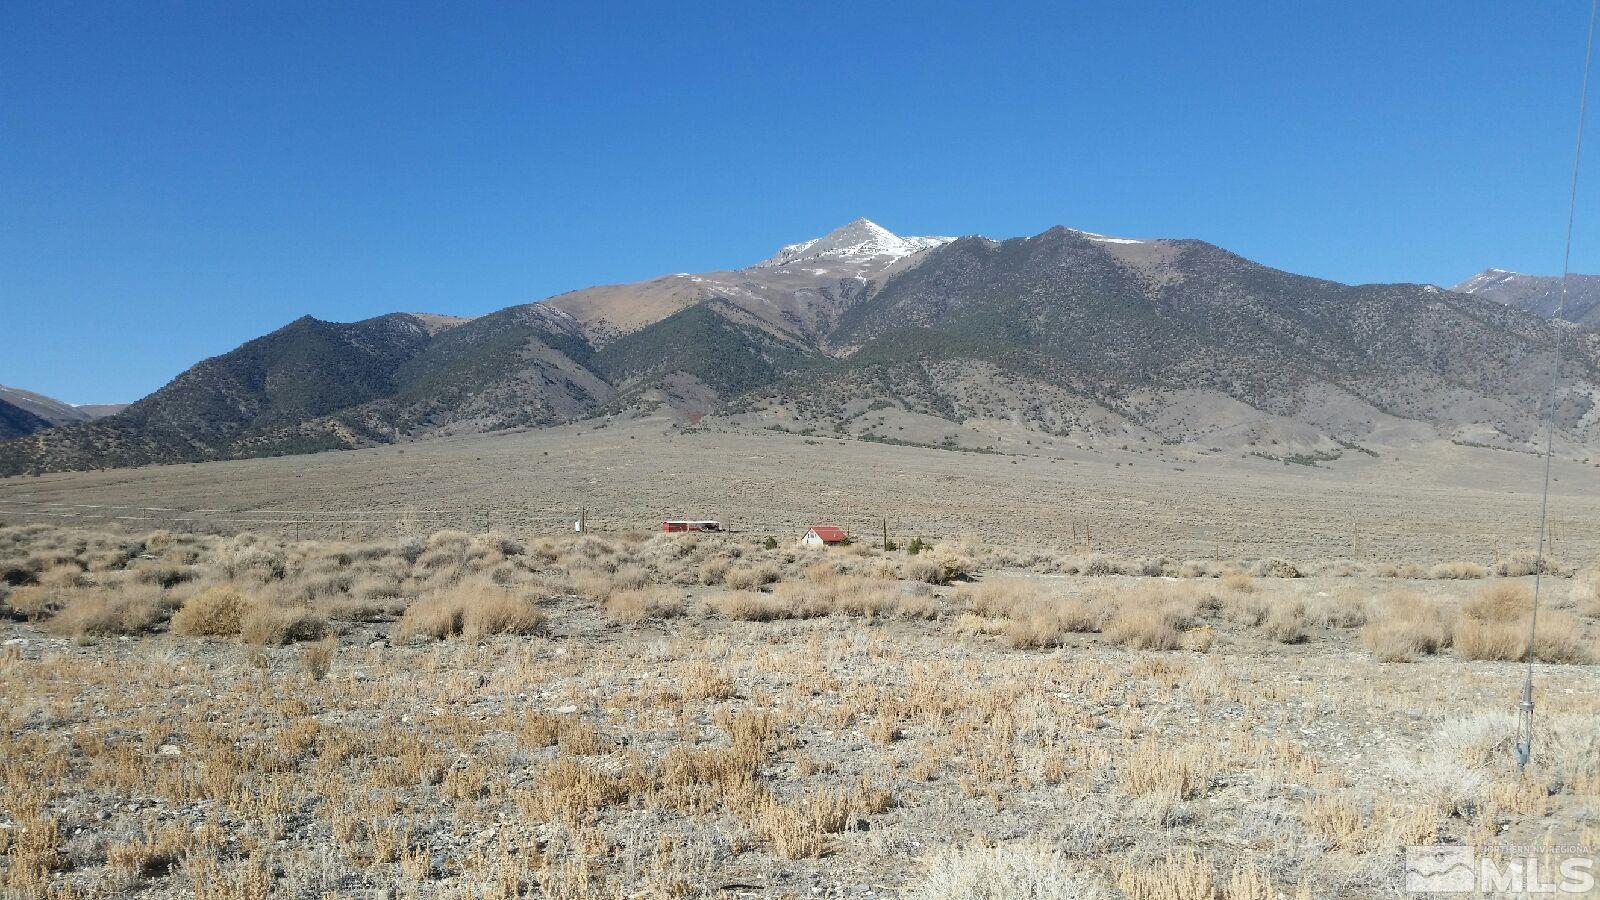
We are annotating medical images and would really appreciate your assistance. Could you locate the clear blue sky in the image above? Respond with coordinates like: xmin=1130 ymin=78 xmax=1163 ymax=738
xmin=4 ymin=1 xmax=1598 ymax=404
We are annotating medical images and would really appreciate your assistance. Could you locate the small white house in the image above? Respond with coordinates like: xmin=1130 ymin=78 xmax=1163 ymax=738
xmin=801 ymin=525 xmax=848 ymax=546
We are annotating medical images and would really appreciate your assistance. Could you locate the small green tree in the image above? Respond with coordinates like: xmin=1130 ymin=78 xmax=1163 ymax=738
xmin=762 ymin=536 xmax=778 ymax=550
xmin=907 ymin=536 xmax=927 ymax=555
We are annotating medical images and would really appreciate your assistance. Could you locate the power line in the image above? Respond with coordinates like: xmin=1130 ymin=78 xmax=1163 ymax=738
xmin=1517 ymin=0 xmax=1598 ymax=774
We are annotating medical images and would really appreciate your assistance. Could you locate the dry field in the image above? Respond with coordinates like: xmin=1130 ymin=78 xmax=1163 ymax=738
xmin=1 ymin=521 xmax=1598 ymax=899
xmin=2 ymin=419 xmax=1600 ymax=563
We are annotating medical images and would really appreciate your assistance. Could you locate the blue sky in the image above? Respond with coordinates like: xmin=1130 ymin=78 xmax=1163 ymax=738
xmin=3 ymin=1 xmax=1598 ymax=403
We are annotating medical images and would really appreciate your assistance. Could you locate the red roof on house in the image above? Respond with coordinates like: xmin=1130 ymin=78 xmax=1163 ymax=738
xmin=807 ymin=525 xmax=848 ymax=542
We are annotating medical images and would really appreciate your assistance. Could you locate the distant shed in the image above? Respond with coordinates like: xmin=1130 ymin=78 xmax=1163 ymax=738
xmin=802 ymin=525 xmax=848 ymax=546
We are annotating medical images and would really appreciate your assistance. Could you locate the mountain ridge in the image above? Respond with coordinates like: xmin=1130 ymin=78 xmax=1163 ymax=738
xmin=0 ymin=385 xmax=127 ymax=441
xmin=3 ymin=219 xmax=1598 ymax=475
xmin=1453 ymin=268 xmax=1600 ymax=326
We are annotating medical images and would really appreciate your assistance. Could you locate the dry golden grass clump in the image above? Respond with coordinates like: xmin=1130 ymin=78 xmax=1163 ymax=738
xmin=1220 ymin=571 xmax=1256 ymax=593
xmin=48 ymin=584 xmax=176 ymax=638
xmin=1104 ymin=607 xmax=1185 ymax=651
xmin=903 ymin=548 xmax=970 ymax=585
xmin=698 ymin=557 xmax=731 ymax=585
xmin=3 ymin=584 xmax=55 ymax=621
xmin=1461 ymin=582 xmax=1528 ymax=622
xmin=1250 ymin=557 xmax=1301 ymax=579
xmin=964 ymin=577 xmax=1045 ymax=619
xmin=395 ymin=579 xmax=544 ymax=641
xmin=300 ymin=636 xmax=336 ymax=680
xmin=218 ymin=543 xmax=287 ymax=582
xmin=603 ymin=586 xmax=685 ymax=624
xmin=1491 ymin=554 xmax=1568 ymax=573
xmin=1361 ymin=591 xmax=1450 ymax=662
xmin=1117 ymin=739 xmax=1212 ymax=801
xmin=961 ymin=578 xmax=1103 ymax=649
xmin=771 ymin=581 xmax=844 ymax=618
xmin=723 ymin=563 xmax=780 ymax=591
xmin=1100 ymin=585 xmax=1210 ymax=651
xmin=1259 ymin=597 xmax=1309 ymax=644
xmin=710 ymin=589 xmax=812 ymax=622
xmin=239 ymin=604 xmax=328 ymax=646
xmin=1306 ymin=590 xmax=1368 ymax=629
xmin=1584 ymin=573 xmax=1600 ymax=619
xmin=573 ymin=564 xmax=651 ymax=601
xmin=170 ymin=584 xmax=254 ymax=637
xmin=1454 ymin=583 xmax=1589 ymax=663
xmin=1116 ymin=850 xmax=1217 ymax=900
xmin=1429 ymin=561 xmax=1488 ymax=580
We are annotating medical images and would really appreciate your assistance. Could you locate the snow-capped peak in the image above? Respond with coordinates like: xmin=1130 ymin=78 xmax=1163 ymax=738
xmin=1454 ymin=268 xmax=1526 ymax=294
xmin=755 ymin=218 xmax=955 ymax=268
xmin=1069 ymin=228 xmax=1144 ymax=245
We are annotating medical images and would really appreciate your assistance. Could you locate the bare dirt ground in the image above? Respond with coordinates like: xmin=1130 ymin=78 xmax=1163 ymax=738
xmin=0 ymin=521 xmax=1597 ymax=899
xmin=0 ymin=418 xmax=1597 ymax=565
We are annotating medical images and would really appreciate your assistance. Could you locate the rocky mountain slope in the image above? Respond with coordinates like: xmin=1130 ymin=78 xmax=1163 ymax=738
xmin=0 ymin=399 xmax=54 ymax=441
xmin=1454 ymin=268 xmax=1600 ymax=326
xmin=4 ymin=220 xmax=1598 ymax=475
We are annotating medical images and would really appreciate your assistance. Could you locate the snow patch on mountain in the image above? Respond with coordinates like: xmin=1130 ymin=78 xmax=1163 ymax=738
xmin=756 ymin=218 xmax=955 ymax=268
xmin=1072 ymin=229 xmax=1144 ymax=245
xmin=1454 ymin=268 xmax=1521 ymax=294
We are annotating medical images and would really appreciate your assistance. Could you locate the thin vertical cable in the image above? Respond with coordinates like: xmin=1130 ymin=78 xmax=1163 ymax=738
xmin=1517 ymin=0 xmax=1598 ymax=774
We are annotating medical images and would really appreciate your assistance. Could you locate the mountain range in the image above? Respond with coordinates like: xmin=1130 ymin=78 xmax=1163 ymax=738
xmin=0 ymin=385 xmax=124 ymax=441
xmin=3 ymin=218 xmax=1598 ymax=475
xmin=1453 ymin=268 xmax=1600 ymax=326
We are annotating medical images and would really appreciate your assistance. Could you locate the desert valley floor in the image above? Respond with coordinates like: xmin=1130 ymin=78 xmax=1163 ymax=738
xmin=2 ymin=418 xmax=1600 ymax=564
xmin=0 ymin=422 xmax=1597 ymax=899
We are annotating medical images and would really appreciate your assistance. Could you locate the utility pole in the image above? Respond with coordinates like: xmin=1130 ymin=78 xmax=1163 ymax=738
xmin=882 ymin=518 xmax=889 ymax=550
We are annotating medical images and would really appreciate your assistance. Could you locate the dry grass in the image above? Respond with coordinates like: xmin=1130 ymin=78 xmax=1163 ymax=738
xmin=170 ymin=584 xmax=254 ymax=637
xmin=1578 ymin=571 xmax=1600 ymax=618
xmin=724 ymin=563 xmax=780 ymax=591
xmin=1361 ymin=592 xmax=1450 ymax=662
xmin=48 ymin=585 xmax=174 ymax=638
xmin=603 ymin=587 xmax=685 ymax=624
xmin=239 ymin=605 xmax=327 ymax=646
xmin=1429 ymin=561 xmax=1488 ymax=580
xmin=1117 ymin=850 xmax=1216 ymax=900
xmin=1117 ymin=739 xmax=1211 ymax=801
xmin=1456 ymin=611 xmax=1589 ymax=664
xmin=0 ymin=521 xmax=1594 ymax=899
xmin=393 ymin=593 xmax=462 ymax=641
xmin=901 ymin=844 xmax=1106 ymax=899
xmin=1100 ymin=589 xmax=1190 ymax=643
xmin=710 ymin=589 xmax=809 ymax=622
xmin=1453 ymin=583 xmax=1590 ymax=663
xmin=395 ymin=579 xmax=544 ymax=640
xmin=1260 ymin=598 xmax=1308 ymax=644
xmin=1462 ymin=582 xmax=1529 ymax=623
xmin=300 ymin=636 xmax=335 ymax=681
xmin=461 ymin=588 xmax=545 ymax=638
xmin=963 ymin=579 xmax=1101 ymax=649
xmin=1221 ymin=571 xmax=1256 ymax=593
xmin=5 ymin=585 xmax=55 ymax=621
